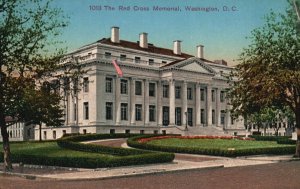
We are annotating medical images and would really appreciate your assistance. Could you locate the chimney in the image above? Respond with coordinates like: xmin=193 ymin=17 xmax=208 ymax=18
xmin=173 ymin=40 xmax=182 ymax=55
xmin=197 ymin=45 xmax=204 ymax=59
xmin=139 ymin=32 xmax=148 ymax=48
xmin=111 ymin=26 xmax=120 ymax=43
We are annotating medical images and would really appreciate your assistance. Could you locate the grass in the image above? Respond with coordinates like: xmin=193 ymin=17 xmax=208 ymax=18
xmin=7 ymin=141 xmax=116 ymax=158
xmin=147 ymin=138 xmax=294 ymax=150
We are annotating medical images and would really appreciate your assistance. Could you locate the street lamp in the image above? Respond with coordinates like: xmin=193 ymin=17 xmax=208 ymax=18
xmin=185 ymin=111 xmax=188 ymax=131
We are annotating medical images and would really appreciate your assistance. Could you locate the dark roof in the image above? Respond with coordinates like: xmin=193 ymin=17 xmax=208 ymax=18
xmin=98 ymin=38 xmax=193 ymax=59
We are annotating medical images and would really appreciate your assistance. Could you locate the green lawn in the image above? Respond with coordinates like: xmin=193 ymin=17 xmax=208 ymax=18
xmin=9 ymin=142 xmax=115 ymax=158
xmin=147 ymin=138 xmax=294 ymax=150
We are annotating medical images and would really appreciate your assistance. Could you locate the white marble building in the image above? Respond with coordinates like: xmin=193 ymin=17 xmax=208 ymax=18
xmin=36 ymin=26 xmax=246 ymax=140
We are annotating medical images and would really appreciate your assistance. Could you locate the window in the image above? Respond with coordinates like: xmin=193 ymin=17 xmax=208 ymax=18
xmin=231 ymin=116 xmax=234 ymax=125
xmin=83 ymin=129 xmax=87 ymax=134
xmin=187 ymin=87 xmax=192 ymax=100
xmin=149 ymin=83 xmax=155 ymax=97
xmin=74 ymin=103 xmax=77 ymax=121
xmin=135 ymin=81 xmax=142 ymax=95
xmin=220 ymin=91 xmax=225 ymax=102
xmin=121 ymin=103 xmax=128 ymax=120
xmin=125 ymin=130 xmax=130 ymax=134
xmin=175 ymin=107 xmax=181 ymax=126
xmin=175 ymin=86 xmax=181 ymax=99
xmin=162 ymin=61 xmax=167 ymax=64
xmin=27 ymin=128 xmax=31 ymax=137
xmin=105 ymin=52 xmax=111 ymax=59
xmin=163 ymin=85 xmax=169 ymax=98
xmin=135 ymin=56 xmax=141 ymax=63
xmin=110 ymin=129 xmax=115 ymax=134
xmin=140 ymin=130 xmax=145 ymax=134
xmin=149 ymin=59 xmax=154 ymax=65
xmin=83 ymin=77 xmax=89 ymax=93
xmin=120 ymin=79 xmax=128 ymax=94
xmin=53 ymin=131 xmax=56 ymax=139
xmin=201 ymin=89 xmax=205 ymax=101
xmin=212 ymin=109 xmax=215 ymax=124
xmin=120 ymin=54 xmax=126 ymax=61
xmin=221 ymin=111 xmax=225 ymax=125
xmin=73 ymin=79 xmax=78 ymax=94
xmin=43 ymin=131 xmax=47 ymax=140
xmin=149 ymin=105 xmax=156 ymax=122
xmin=212 ymin=90 xmax=215 ymax=102
xmin=201 ymin=109 xmax=205 ymax=124
xmin=105 ymin=77 xmax=113 ymax=93
xmin=106 ymin=102 xmax=113 ymax=120
xmin=135 ymin=104 xmax=142 ymax=121
xmin=63 ymin=130 xmax=66 ymax=136
xmin=188 ymin=108 xmax=193 ymax=126
xmin=84 ymin=102 xmax=89 ymax=120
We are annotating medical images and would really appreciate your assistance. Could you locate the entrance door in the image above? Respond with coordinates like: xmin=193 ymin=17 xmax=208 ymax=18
xmin=188 ymin=108 xmax=193 ymax=126
xmin=163 ymin=106 xmax=169 ymax=126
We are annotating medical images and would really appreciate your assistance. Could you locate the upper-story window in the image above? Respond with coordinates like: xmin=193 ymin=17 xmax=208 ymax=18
xmin=83 ymin=77 xmax=89 ymax=93
xmin=175 ymin=86 xmax=181 ymax=99
xmin=105 ymin=52 xmax=111 ymax=59
xmin=121 ymin=79 xmax=128 ymax=94
xmin=149 ymin=59 xmax=154 ymax=65
xmin=83 ymin=102 xmax=89 ymax=120
xmin=162 ymin=61 xmax=167 ymax=64
xmin=105 ymin=77 xmax=113 ymax=93
xmin=220 ymin=91 xmax=225 ymax=102
xmin=163 ymin=85 xmax=169 ymax=98
xmin=211 ymin=90 xmax=215 ymax=102
xmin=200 ymin=88 xmax=205 ymax=101
xmin=135 ymin=81 xmax=142 ymax=95
xmin=187 ymin=87 xmax=192 ymax=100
xmin=120 ymin=54 xmax=126 ymax=61
xmin=135 ymin=57 xmax=141 ymax=63
xmin=149 ymin=83 xmax=156 ymax=97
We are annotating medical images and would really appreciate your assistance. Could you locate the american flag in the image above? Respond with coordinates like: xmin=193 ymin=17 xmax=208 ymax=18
xmin=112 ymin=59 xmax=123 ymax=77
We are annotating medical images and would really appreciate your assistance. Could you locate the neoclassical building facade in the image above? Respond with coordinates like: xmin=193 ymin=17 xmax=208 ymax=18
xmin=35 ymin=26 xmax=246 ymax=140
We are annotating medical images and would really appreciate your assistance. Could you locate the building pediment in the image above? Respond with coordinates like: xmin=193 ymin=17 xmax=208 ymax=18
xmin=170 ymin=57 xmax=216 ymax=75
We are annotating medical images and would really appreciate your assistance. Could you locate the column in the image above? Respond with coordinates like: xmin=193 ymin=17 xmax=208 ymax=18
xmin=144 ymin=79 xmax=149 ymax=125
xmin=206 ymin=85 xmax=212 ymax=126
xmin=182 ymin=81 xmax=188 ymax=126
xmin=169 ymin=79 xmax=175 ymax=126
xmin=130 ymin=78 xmax=136 ymax=125
xmin=216 ymin=88 xmax=221 ymax=127
xmin=127 ymin=78 xmax=132 ymax=125
xmin=157 ymin=80 xmax=163 ymax=127
xmin=115 ymin=77 xmax=121 ymax=125
xmin=226 ymin=104 xmax=232 ymax=129
xmin=195 ymin=83 xmax=201 ymax=126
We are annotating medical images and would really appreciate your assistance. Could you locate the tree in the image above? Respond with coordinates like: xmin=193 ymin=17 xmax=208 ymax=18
xmin=0 ymin=0 xmax=68 ymax=170
xmin=227 ymin=1 xmax=300 ymax=156
xmin=23 ymin=84 xmax=64 ymax=141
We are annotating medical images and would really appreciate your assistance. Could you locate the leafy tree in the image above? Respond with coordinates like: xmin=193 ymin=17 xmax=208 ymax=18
xmin=23 ymin=84 xmax=64 ymax=141
xmin=0 ymin=0 xmax=68 ymax=170
xmin=227 ymin=1 xmax=300 ymax=156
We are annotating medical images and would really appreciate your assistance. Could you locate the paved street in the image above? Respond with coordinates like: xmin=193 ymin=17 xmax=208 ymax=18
xmin=0 ymin=161 xmax=299 ymax=189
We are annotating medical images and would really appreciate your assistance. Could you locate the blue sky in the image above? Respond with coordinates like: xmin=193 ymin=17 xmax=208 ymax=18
xmin=53 ymin=0 xmax=289 ymax=65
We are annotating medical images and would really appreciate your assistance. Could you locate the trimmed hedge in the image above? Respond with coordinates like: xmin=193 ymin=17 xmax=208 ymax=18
xmin=127 ymin=135 xmax=296 ymax=157
xmin=249 ymin=135 xmax=290 ymax=141
xmin=248 ymin=135 xmax=296 ymax=145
